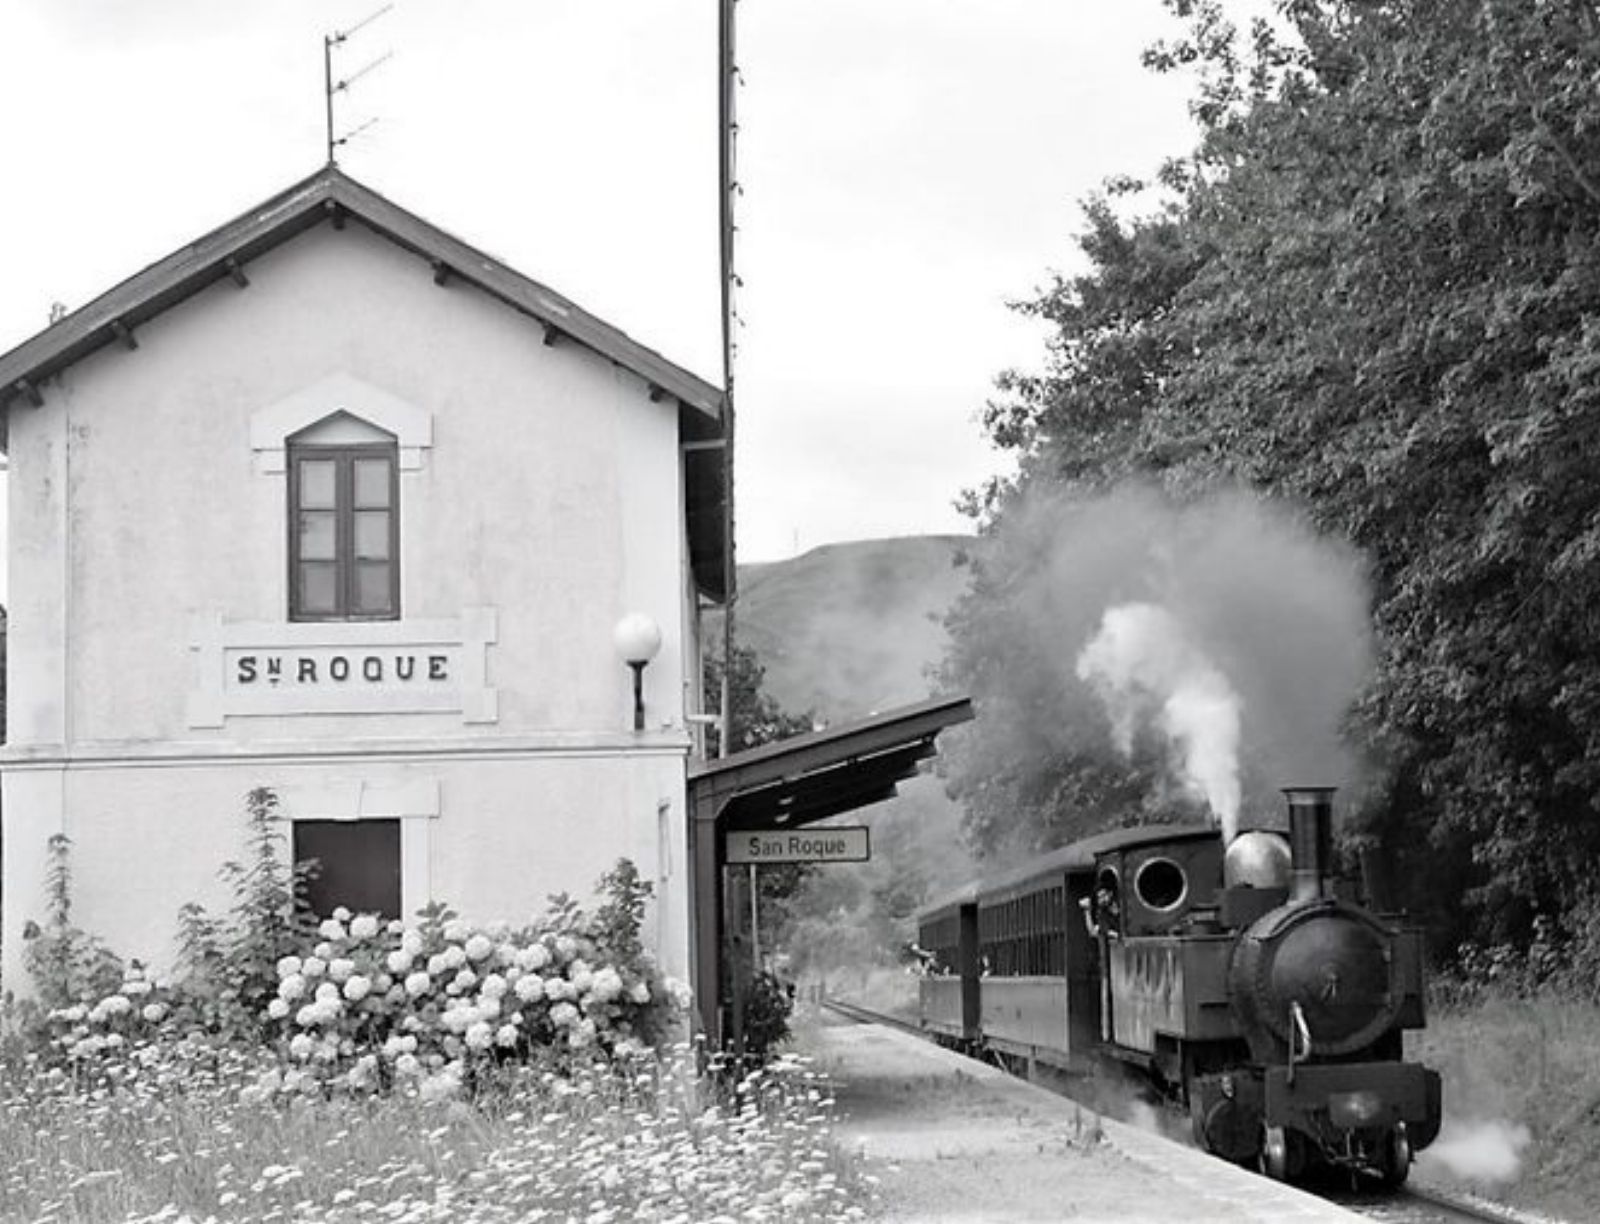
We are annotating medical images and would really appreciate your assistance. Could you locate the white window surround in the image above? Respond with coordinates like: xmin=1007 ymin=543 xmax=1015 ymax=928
xmin=275 ymin=778 xmax=439 ymax=918
xmin=251 ymin=372 xmax=433 ymax=473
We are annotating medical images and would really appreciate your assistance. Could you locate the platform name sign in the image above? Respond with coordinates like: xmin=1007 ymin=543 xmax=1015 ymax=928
xmin=726 ymin=827 xmax=870 ymax=865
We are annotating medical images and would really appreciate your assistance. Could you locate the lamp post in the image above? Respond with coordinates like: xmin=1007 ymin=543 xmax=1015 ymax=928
xmin=613 ymin=613 xmax=662 ymax=731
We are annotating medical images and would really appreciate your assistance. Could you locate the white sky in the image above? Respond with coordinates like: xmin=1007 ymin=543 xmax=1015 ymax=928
xmin=0 ymin=0 xmax=1223 ymax=589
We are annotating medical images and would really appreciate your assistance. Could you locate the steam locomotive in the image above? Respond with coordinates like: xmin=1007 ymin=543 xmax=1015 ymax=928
xmin=914 ymin=788 xmax=1441 ymax=1185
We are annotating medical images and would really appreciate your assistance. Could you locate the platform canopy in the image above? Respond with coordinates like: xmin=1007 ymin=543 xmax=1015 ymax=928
xmin=686 ymin=694 xmax=974 ymax=1041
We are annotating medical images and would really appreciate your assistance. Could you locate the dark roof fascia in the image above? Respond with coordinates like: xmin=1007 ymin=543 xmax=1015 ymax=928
xmin=688 ymin=694 xmax=974 ymax=828
xmin=0 ymin=167 xmax=727 ymax=428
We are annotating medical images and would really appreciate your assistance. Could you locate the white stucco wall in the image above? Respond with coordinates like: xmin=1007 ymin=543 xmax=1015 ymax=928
xmin=2 ymin=219 xmax=705 ymax=990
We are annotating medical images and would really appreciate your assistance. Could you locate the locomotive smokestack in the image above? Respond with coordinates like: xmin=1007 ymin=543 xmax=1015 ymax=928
xmin=1284 ymin=787 xmax=1335 ymax=903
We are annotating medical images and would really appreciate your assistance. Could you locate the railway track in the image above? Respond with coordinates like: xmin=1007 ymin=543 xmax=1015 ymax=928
xmin=818 ymin=998 xmax=1558 ymax=1224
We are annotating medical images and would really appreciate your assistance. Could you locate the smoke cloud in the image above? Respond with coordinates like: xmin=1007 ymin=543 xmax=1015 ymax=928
xmin=995 ymin=483 xmax=1375 ymax=830
xmin=1077 ymin=603 xmax=1244 ymax=839
xmin=1417 ymin=1118 xmax=1532 ymax=1184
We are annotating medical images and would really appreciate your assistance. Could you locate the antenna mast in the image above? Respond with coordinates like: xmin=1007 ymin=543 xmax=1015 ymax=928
xmin=324 ymin=4 xmax=394 ymax=165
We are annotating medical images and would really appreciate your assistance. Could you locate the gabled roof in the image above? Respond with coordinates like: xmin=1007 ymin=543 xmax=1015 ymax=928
xmin=0 ymin=165 xmax=725 ymax=425
xmin=0 ymin=164 xmax=731 ymax=600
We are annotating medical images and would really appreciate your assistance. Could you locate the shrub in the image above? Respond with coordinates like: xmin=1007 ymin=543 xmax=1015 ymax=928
xmin=18 ymin=789 xmax=693 ymax=1099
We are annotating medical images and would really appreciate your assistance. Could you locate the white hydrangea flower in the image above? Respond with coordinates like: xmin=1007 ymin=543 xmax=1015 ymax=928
xmin=328 ymin=958 xmax=355 ymax=983
xmin=555 ymin=935 xmax=578 ymax=961
xmin=404 ymin=971 xmax=432 ymax=998
xmin=401 ymin=928 xmax=424 ymax=956
xmin=289 ymin=1033 xmax=315 ymax=1060
xmin=276 ymin=955 xmax=303 ymax=978
xmin=495 ymin=942 xmax=519 ymax=967
xmin=278 ymin=973 xmax=307 ymax=1002
xmin=314 ymin=941 xmax=335 ymax=960
xmin=302 ymin=956 xmax=327 ymax=979
xmin=452 ymin=968 xmax=478 ymax=993
xmin=666 ymin=978 xmax=694 ymax=1010
xmin=349 ymin=914 xmax=381 ymax=940
xmin=495 ymin=1023 xmax=519 ymax=1048
xmin=516 ymin=944 xmax=550 ymax=972
xmin=442 ymin=918 xmax=472 ymax=943
xmin=101 ymin=995 xmax=133 ymax=1016
xmin=142 ymin=1001 xmax=169 ymax=1023
xmin=479 ymin=973 xmax=507 ymax=999
xmin=465 ymin=1021 xmax=494 ymax=1052
xmin=590 ymin=966 xmax=624 ymax=1004
xmin=267 ymin=998 xmax=290 ymax=1020
xmin=464 ymin=933 xmax=494 ymax=962
xmin=442 ymin=945 xmax=467 ymax=971
xmin=513 ymin=974 xmax=546 ymax=1003
xmin=550 ymin=1001 xmax=579 ymax=1028
xmin=343 ymin=975 xmax=372 ymax=1002
xmin=420 ymin=1066 xmax=462 ymax=1102
xmin=474 ymin=995 xmax=501 ymax=1021
xmin=295 ymin=1004 xmax=320 ymax=1028
xmin=394 ymin=1052 xmax=422 ymax=1078
xmin=314 ymin=982 xmax=341 ymax=1004
xmin=122 ymin=978 xmax=153 ymax=997
xmin=628 ymin=981 xmax=651 ymax=1005
xmin=387 ymin=949 xmax=414 ymax=975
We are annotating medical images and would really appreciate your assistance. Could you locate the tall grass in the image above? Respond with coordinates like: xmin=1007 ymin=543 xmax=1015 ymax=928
xmin=1 ymin=1037 xmax=869 ymax=1222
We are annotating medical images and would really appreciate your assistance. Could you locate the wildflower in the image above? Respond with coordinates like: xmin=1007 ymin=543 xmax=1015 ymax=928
xmin=343 ymin=975 xmax=373 ymax=1002
xmin=465 ymin=933 xmax=494 ymax=962
xmin=350 ymin=914 xmax=381 ymax=940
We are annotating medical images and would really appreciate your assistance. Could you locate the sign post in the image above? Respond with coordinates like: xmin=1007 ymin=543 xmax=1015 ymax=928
xmin=725 ymin=827 xmax=871 ymax=865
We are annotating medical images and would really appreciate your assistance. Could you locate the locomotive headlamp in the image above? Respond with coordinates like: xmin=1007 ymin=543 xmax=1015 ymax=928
xmin=614 ymin=613 xmax=662 ymax=731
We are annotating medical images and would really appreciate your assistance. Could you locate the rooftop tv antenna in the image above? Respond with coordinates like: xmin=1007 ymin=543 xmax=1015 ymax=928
xmin=324 ymin=4 xmax=394 ymax=165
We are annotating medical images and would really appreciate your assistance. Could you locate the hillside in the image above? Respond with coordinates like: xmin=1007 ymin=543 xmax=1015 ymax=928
xmin=716 ymin=535 xmax=973 ymax=723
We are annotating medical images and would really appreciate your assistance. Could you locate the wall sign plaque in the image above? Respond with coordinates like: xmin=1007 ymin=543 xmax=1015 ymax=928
xmin=187 ymin=608 xmax=497 ymax=726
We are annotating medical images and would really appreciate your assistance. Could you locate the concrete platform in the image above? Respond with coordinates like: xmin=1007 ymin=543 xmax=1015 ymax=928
xmin=796 ymin=1012 xmax=1366 ymax=1223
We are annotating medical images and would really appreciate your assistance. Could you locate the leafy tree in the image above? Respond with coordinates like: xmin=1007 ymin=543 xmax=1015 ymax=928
xmin=950 ymin=0 xmax=1600 ymax=951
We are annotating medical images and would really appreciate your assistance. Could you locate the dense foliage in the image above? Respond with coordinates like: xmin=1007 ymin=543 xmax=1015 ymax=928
xmin=946 ymin=0 xmax=1600 ymax=956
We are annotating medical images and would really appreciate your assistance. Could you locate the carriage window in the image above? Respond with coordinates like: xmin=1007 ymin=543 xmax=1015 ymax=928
xmin=1135 ymin=857 xmax=1188 ymax=912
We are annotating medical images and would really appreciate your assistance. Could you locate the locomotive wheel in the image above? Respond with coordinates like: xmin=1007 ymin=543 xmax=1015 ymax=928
xmin=1259 ymin=1126 xmax=1289 ymax=1180
xmin=1375 ymin=1125 xmax=1412 ymax=1188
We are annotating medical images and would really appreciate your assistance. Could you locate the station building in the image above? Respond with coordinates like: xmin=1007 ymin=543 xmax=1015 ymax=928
xmin=0 ymin=166 xmax=971 ymax=1038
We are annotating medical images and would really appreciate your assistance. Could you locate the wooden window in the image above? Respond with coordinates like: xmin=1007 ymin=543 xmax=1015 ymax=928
xmin=294 ymin=819 xmax=402 ymax=920
xmin=289 ymin=443 xmax=399 ymax=620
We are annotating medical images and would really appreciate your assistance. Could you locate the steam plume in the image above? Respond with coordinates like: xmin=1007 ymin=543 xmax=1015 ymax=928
xmin=1077 ymin=603 xmax=1244 ymax=840
xmin=1417 ymin=1118 xmax=1531 ymax=1185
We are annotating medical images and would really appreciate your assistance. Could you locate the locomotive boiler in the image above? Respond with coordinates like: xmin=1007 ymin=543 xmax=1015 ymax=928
xmin=914 ymin=787 xmax=1441 ymax=1185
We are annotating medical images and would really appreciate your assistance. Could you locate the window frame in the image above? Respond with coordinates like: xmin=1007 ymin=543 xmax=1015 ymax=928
xmin=287 ymin=441 xmax=401 ymax=622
